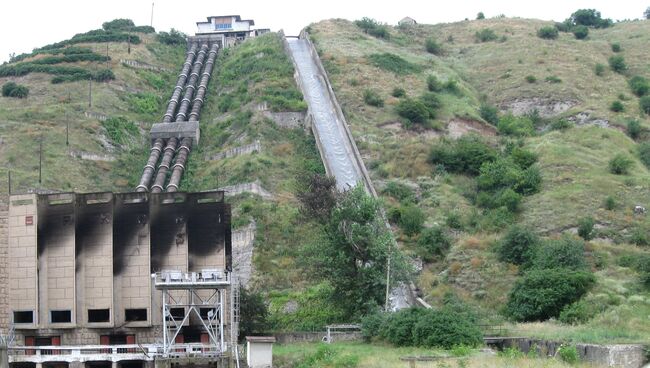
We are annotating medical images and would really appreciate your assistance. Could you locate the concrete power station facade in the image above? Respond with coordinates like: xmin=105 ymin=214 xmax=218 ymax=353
xmin=2 ymin=191 xmax=236 ymax=367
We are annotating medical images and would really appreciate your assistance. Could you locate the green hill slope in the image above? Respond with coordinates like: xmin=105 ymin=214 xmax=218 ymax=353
xmin=309 ymin=17 xmax=650 ymax=343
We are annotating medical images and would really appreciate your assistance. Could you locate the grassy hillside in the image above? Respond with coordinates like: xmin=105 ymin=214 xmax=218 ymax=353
xmin=0 ymin=24 xmax=184 ymax=194
xmin=309 ymin=17 xmax=650 ymax=343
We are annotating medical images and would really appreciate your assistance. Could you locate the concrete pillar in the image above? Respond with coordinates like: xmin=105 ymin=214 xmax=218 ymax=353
xmin=144 ymin=361 xmax=155 ymax=368
xmin=35 ymin=363 xmax=42 ymax=368
xmin=112 ymin=362 xmax=118 ymax=368
xmin=153 ymin=359 xmax=170 ymax=368
xmin=0 ymin=346 xmax=8 ymax=368
xmin=69 ymin=362 xmax=83 ymax=368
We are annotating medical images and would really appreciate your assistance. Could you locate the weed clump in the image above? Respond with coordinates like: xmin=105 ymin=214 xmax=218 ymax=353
xmin=425 ymin=38 xmax=443 ymax=55
xmin=354 ymin=17 xmax=390 ymax=39
xmin=629 ymin=76 xmax=649 ymax=97
xmin=395 ymin=98 xmax=430 ymax=124
xmin=572 ymin=25 xmax=589 ymax=39
xmin=608 ymin=55 xmax=627 ymax=73
xmin=368 ymin=53 xmax=421 ymax=74
xmin=610 ymin=100 xmax=624 ymax=112
xmin=391 ymin=87 xmax=405 ymax=98
xmin=608 ymin=154 xmax=634 ymax=174
xmin=537 ymin=26 xmax=559 ymax=39
xmin=1 ymin=82 xmax=29 ymax=98
xmin=363 ymin=89 xmax=384 ymax=107
xmin=475 ymin=28 xmax=498 ymax=42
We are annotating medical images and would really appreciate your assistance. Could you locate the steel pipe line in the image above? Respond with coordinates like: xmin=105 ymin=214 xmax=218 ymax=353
xmin=135 ymin=138 xmax=165 ymax=192
xmin=175 ymin=44 xmax=209 ymax=122
xmin=163 ymin=43 xmax=198 ymax=123
xmin=150 ymin=138 xmax=179 ymax=193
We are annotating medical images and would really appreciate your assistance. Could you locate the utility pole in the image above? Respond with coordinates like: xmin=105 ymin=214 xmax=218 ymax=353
xmin=88 ymin=77 xmax=92 ymax=107
xmin=38 ymin=135 xmax=43 ymax=185
xmin=128 ymin=35 xmax=131 ymax=54
xmin=150 ymin=1 xmax=155 ymax=27
xmin=106 ymin=44 xmax=109 ymax=66
xmin=66 ymin=117 xmax=69 ymax=146
xmin=7 ymin=170 xmax=11 ymax=195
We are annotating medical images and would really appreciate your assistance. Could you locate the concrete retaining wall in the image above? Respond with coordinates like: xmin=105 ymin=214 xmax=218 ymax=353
xmin=495 ymin=338 xmax=647 ymax=368
xmin=218 ymin=181 xmax=273 ymax=200
xmin=69 ymin=150 xmax=116 ymax=162
xmin=274 ymin=331 xmax=362 ymax=344
xmin=209 ymin=141 xmax=261 ymax=161
xmin=0 ymin=195 xmax=8 ymax=333
xmin=120 ymin=59 xmax=170 ymax=73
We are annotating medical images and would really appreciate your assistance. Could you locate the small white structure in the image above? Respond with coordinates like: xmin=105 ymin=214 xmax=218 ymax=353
xmin=398 ymin=16 xmax=417 ymax=26
xmin=194 ymin=15 xmax=270 ymax=48
xmin=246 ymin=336 xmax=275 ymax=368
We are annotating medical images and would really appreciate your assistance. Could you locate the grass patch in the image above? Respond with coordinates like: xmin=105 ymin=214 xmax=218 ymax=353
xmin=367 ymin=53 xmax=421 ymax=74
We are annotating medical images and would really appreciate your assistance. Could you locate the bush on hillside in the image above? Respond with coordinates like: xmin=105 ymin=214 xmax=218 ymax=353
xmin=298 ymin=174 xmax=337 ymax=220
xmin=577 ymin=216 xmax=595 ymax=240
xmin=629 ymin=76 xmax=650 ymax=97
xmin=630 ymin=227 xmax=650 ymax=247
xmin=425 ymin=38 xmax=443 ymax=55
xmin=559 ymin=300 xmax=596 ymax=325
xmin=572 ymin=25 xmax=589 ymax=39
xmin=505 ymin=269 xmax=596 ymax=321
xmin=380 ymin=308 xmax=428 ymax=346
xmin=475 ymin=28 xmax=498 ymax=42
xmin=510 ymin=147 xmax=538 ymax=169
xmin=102 ymin=18 xmax=134 ymax=31
xmin=38 ymin=30 xmax=142 ymax=50
xmin=395 ymin=98 xmax=429 ymax=124
xmin=611 ymin=43 xmax=622 ymax=52
xmin=476 ymin=188 xmax=522 ymax=212
xmin=399 ymin=205 xmax=425 ymax=236
xmin=610 ymin=100 xmax=624 ymax=112
xmin=497 ymin=114 xmax=534 ymax=136
xmin=412 ymin=308 xmax=483 ymax=348
xmin=594 ymin=63 xmax=605 ymax=76
xmin=641 ymin=96 xmax=650 ymax=115
xmin=627 ymin=119 xmax=641 ymax=139
xmin=530 ymin=237 xmax=588 ymax=271
xmin=419 ymin=92 xmax=441 ymax=118
xmin=608 ymin=55 xmax=627 ymax=73
xmin=1 ymin=81 xmax=29 ymax=98
xmin=427 ymin=75 xmax=442 ymax=92
xmin=363 ymin=89 xmax=384 ymax=107
xmin=102 ymin=116 xmax=138 ymax=145
xmin=429 ymin=135 xmax=498 ymax=175
xmin=558 ymin=345 xmax=581 ymax=364
xmin=545 ymin=75 xmax=562 ymax=83
xmin=157 ymin=29 xmax=186 ymax=45
xmin=525 ymin=75 xmax=537 ymax=83
xmin=550 ymin=118 xmax=573 ymax=130
xmin=479 ymin=103 xmax=499 ymax=125
xmin=368 ymin=53 xmax=421 ymax=74
xmin=537 ymin=26 xmax=559 ymax=39
xmin=477 ymin=157 xmax=542 ymax=195
xmin=383 ymin=181 xmax=416 ymax=203
xmin=569 ymin=9 xmax=613 ymax=28
xmin=639 ymin=142 xmax=650 ymax=169
xmin=354 ymin=17 xmax=390 ymax=39
xmin=391 ymin=87 xmax=406 ymax=98
xmin=417 ymin=226 xmax=451 ymax=261
xmin=638 ymin=257 xmax=650 ymax=289
xmin=608 ymin=154 xmax=634 ymax=174
xmin=476 ymin=12 xmax=485 ymax=20
xmin=498 ymin=225 xmax=540 ymax=265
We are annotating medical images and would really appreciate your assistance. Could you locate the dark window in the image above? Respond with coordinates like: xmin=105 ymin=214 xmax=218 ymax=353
xmin=199 ymin=308 xmax=218 ymax=320
xmin=50 ymin=310 xmax=72 ymax=323
xmin=14 ymin=311 xmax=34 ymax=323
xmin=125 ymin=309 xmax=147 ymax=322
xmin=167 ymin=308 xmax=184 ymax=321
xmin=88 ymin=309 xmax=110 ymax=323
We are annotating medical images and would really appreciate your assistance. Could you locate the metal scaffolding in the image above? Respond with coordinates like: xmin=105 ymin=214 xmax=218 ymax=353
xmin=153 ymin=270 xmax=231 ymax=357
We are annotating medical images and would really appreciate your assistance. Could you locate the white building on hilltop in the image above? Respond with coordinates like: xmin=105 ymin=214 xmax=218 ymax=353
xmin=194 ymin=15 xmax=270 ymax=47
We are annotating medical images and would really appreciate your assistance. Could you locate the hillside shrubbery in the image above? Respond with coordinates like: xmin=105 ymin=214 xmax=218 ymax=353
xmin=537 ymin=26 xmax=559 ymax=39
xmin=354 ymin=17 xmax=390 ymax=39
xmin=368 ymin=53 xmax=421 ymax=74
xmin=1 ymin=82 xmax=29 ymax=98
xmin=157 ymin=29 xmax=186 ymax=45
xmin=429 ymin=135 xmax=497 ymax=175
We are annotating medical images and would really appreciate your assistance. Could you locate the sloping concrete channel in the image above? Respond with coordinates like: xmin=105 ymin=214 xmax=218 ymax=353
xmin=284 ymin=32 xmax=425 ymax=310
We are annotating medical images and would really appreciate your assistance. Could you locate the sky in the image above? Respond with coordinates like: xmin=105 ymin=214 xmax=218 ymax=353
xmin=0 ymin=0 xmax=647 ymax=63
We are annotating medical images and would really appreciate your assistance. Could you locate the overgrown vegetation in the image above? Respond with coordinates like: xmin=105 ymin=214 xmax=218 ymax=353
xmin=367 ymin=53 xmax=421 ymax=75
xmin=537 ymin=26 xmax=559 ymax=40
xmin=1 ymin=81 xmax=29 ymax=98
xmin=101 ymin=116 xmax=138 ymax=146
xmin=354 ymin=17 xmax=390 ymax=39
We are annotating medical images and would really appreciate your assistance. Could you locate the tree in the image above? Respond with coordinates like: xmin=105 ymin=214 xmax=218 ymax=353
xmin=569 ymin=9 xmax=612 ymax=28
xmin=302 ymin=185 xmax=409 ymax=317
xmin=476 ymin=12 xmax=485 ymax=20
xmin=238 ymin=287 xmax=269 ymax=341
xmin=498 ymin=225 xmax=539 ymax=265
xmin=399 ymin=205 xmax=425 ymax=236
xmin=645 ymin=6 xmax=650 ymax=19
xmin=297 ymin=174 xmax=337 ymax=220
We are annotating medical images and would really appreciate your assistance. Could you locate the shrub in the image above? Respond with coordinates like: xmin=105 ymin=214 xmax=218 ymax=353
xmin=611 ymin=43 xmax=622 ymax=52
xmin=629 ymin=227 xmax=650 ymax=246
xmin=2 ymin=81 xmax=29 ymax=98
xmin=429 ymin=135 xmax=498 ymax=175
xmin=498 ymin=225 xmax=540 ymax=265
xmin=577 ymin=216 xmax=595 ymax=240
xmin=545 ymin=75 xmax=562 ymax=83
xmin=638 ymin=257 xmax=650 ymax=289
xmin=530 ymin=237 xmax=588 ymax=271
xmin=639 ymin=142 xmax=650 ymax=168
xmin=477 ymin=157 xmax=542 ymax=195
xmin=368 ymin=53 xmax=420 ymax=74
xmin=594 ymin=63 xmax=605 ymax=76
xmin=94 ymin=69 xmax=115 ymax=82
xmin=395 ymin=98 xmax=430 ymax=124
xmin=443 ymin=79 xmax=461 ymax=95
xmin=610 ymin=100 xmax=624 ymax=112
xmin=558 ymin=344 xmax=580 ymax=364
xmin=383 ymin=181 xmax=416 ymax=203
xmin=641 ymin=96 xmax=650 ymax=115
xmin=157 ymin=29 xmax=186 ymax=45
xmin=572 ymin=25 xmax=589 ymax=39
xmin=239 ymin=287 xmax=269 ymax=340
xmin=627 ymin=119 xmax=641 ymax=139
xmin=476 ymin=12 xmax=485 ymax=20
xmin=417 ymin=226 xmax=451 ymax=261
xmin=604 ymin=196 xmax=616 ymax=210
xmin=425 ymin=38 xmax=443 ymax=55
xmin=559 ymin=300 xmax=594 ymax=325
xmin=399 ymin=205 xmax=425 ymax=236
xmin=361 ymin=312 xmax=387 ymax=341
xmin=608 ymin=55 xmax=627 ymax=73
xmin=354 ymin=17 xmax=390 ymax=39
xmin=477 ymin=188 xmax=522 ymax=212
xmin=475 ymin=28 xmax=498 ymax=42
xmin=629 ymin=76 xmax=650 ymax=97
xmin=419 ymin=92 xmax=441 ymax=118
xmin=102 ymin=116 xmax=138 ymax=145
xmin=102 ymin=18 xmax=135 ymax=31
xmin=479 ymin=103 xmax=499 ymax=125
xmin=381 ymin=308 xmax=428 ymax=346
xmin=646 ymin=6 xmax=650 ymax=19
xmin=510 ymin=147 xmax=538 ymax=169
xmin=427 ymin=75 xmax=442 ymax=92
xmin=497 ymin=114 xmax=534 ymax=136
xmin=537 ymin=26 xmax=559 ymax=39
xmin=608 ymin=154 xmax=634 ymax=174
xmin=446 ymin=211 xmax=464 ymax=230
xmin=569 ymin=9 xmax=613 ymax=28
xmin=412 ymin=308 xmax=483 ymax=348
xmin=363 ymin=89 xmax=384 ymax=107
xmin=505 ymin=269 xmax=596 ymax=321
xmin=298 ymin=174 xmax=337 ymax=220
xmin=391 ymin=87 xmax=405 ymax=98
xmin=126 ymin=92 xmax=160 ymax=114
xmin=551 ymin=118 xmax=573 ymax=130
xmin=525 ymin=75 xmax=537 ymax=83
